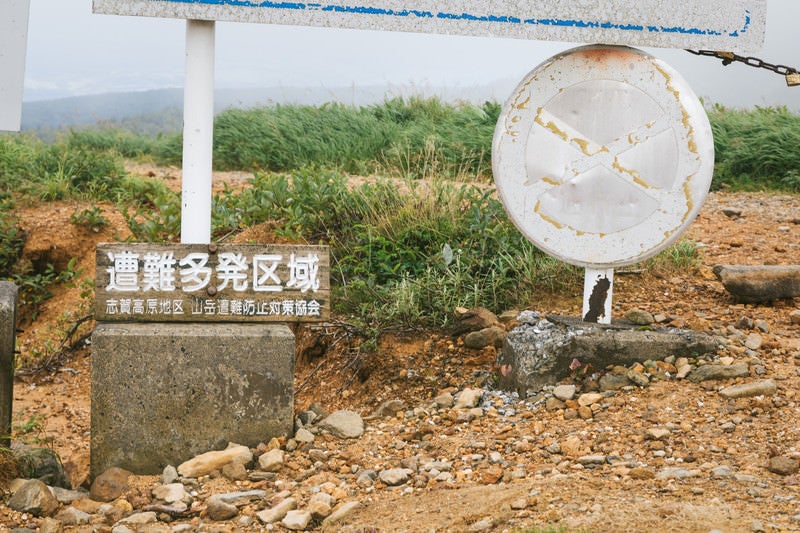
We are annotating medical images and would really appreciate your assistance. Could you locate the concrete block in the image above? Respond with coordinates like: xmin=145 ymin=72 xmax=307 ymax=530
xmin=0 ymin=282 xmax=17 ymax=447
xmin=91 ymin=322 xmax=294 ymax=477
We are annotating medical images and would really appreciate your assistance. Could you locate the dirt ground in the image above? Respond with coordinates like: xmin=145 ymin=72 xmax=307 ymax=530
xmin=3 ymin=166 xmax=800 ymax=532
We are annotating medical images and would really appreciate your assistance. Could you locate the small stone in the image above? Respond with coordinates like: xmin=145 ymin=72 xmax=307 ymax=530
xmin=545 ymin=397 xmax=566 ymax=411
xmin=454 ymin=388 xmax=484 ymax=409
xmin=434 ymin=392 xmax=454 ymax=408
xmin=745 ymin=333 xmax=763 ymax=350
xmin=259 ymin=449 xmax=284 ymax=472
xmin=711 ymin=465 xmax=733 ymax=478
xmin=655 ymin=467 xmax=697 ymax=480
xmin=54 ymin=506 xmax=90 ymax=525
xmin=308 ymin=492 xmax=334 ymax=519
xmin=293 ymin=427 xmax=315 ymax=444
xmin=152 ymin=483 xmax=187 ymax=504
xmin=222 ymin=461 xmax=248 ymax=481
xmin=628 ymin=467 xmax=655 ymax=480
xmin=719 ymin=379 xmax=777 ymax=399
xmin=552 ymin=384 xmax=576 ymax=401
xmin=89 ymin=466 xmax=132 ymax=503
xmin=754 ymin=319 xmax=769 ymax=333
xmin=453 ymin=307 xmax=500 ymax=334
xmin=598 ymin=373 xmax=630 ymax=391
xmin=510 ymin=498 xmax=528 ymax=510
xmin=577 ymin=392 xmax=603 ymax=407
xmin=324 ymin=501 xmax=361 ymax=526
xmin=646 ymin=427 xmax=671 ymax=441
xmin=8 ymin=479 xmax=58 ymax=516
xmin=177 ymin=443 xmax=252 ymax=478
xmin=480 ymin=465 xmax=504 ymax=484
xmin=626 ymin=369 xmax=650 ymax=387
xmin=687 ymin=363 xmax=749 ymax=382
xmin=318 ymin=410 xmax=365 ymax=439
xmin=38 ymin=517 xmax=63 ymax=533
xmin=206 ymin=495 xmax=239 ymax=521
xmin=577 ymin=406 xmax=593 ymax=419
xmin=625 ymin=308 xmax=654 ymax=325
xmin=116 ymin=511 xmax=158 ymax=526
xmin=161 ymin=465 xmax=178 ymax=485
xmin=379 ymin=468 xmax=412 ymax=486
xmin=721 ymin=207 xmax=742 ymax=218
xmin=282 ymin=509 xmax=312 ymax=531
xmin=577 ymin=455 xmax=606 ymax=465
xmin=768 ymin=456 xmax=800 ymax=476
xmin=256 ymin=497 xmax=297 ymax=523
xmin=790 ymin=309 xmax=800 ymax=325
xmin=464 ymin=326 xmax=506 ymax=349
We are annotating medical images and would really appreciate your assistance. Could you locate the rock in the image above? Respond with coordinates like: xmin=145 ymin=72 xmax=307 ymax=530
xmin=8 ymin=479 xmax=59 ymax=517
xmin=768 ymin=456 xmax=800 ymax=476
xmin=719 ymin=379 xmax=777 ymax=399
xmin=577 ymin=392 xmax=603 ymax=407
xmin=206 ymin=495 xmax=239 ymax=521
xmin=646 ymin=427 xmax=671 ymax=441
xmin=687 ymin=362 xmax=749 ymax=382
xmin=433 ymin=392 xmax=454 ymax=408
xmin=625 ymin=308 xmax=654 ymax=325
xmin=713 ymin=264 xmax=800 ymax=303
xmin=213 ymin=489 xmax=268 ymax=505
xmin=37 ymin=517 xmax=63 ymax=533
xmin=499 ymin=318 xmax=717 ymax=394
xmin=454 ymin=388 xmax=484 ymax=409
xmin=161 ymin=465 xmax=178 ymax=485
xmin=721 ymin=207 xmax=742 ymax=218
xmin=790 ymin=309 xmax=800 ymax=325
xmin=222 ymin=461 xmax=248 ymax=481
xmin=55 ymin=506 xmax=91 ymax=525
xmin=379 ymin=468 xmax=412 ymax=486
xmin=453 ymin=307 xmax=500 ymax=334
xmin=177 ymin=443 xmax=252 ymax=478
xmin=152 ymin=483 xmax=187 ymax=504
xmin=51 ymin=487 xmax=88 ymax=505
xmin=317 ymin=410 xmax=364 ymax=439
xmin=464 ymin=326 xmax=506 ymax=349
xmin=308 ymin=493 xmax=334 ymax=519
xmin=258 ymin=449 xmax=284 ymax=472
xmin=256 ymin=497 xmax=297 ymax=523
xmin=370 ymin=399 xmax=405 ymax=419
xmin=744 ymin=333 xmax=763 ymax=350
xmin=13 ymin=446 xmax=70 ymax=489
xmin=552 ymin=384 xmax=576 ymax=401
xmin=598 ymin=373 xmax=630 ymax=391
xmin=324 ymin=501 xmax=361 ymax=526
xmin=116 ymin=511 xmax=158 ymax=527
xmin=655 ymin=467 xmax=698 ymax=480
xmin=282 ymin=509 xmax=312 ymax=531
xmin=294 ymin=427 xmax=315 ymax=444
xmin=89 ymin=467 xmax=132 ymax=502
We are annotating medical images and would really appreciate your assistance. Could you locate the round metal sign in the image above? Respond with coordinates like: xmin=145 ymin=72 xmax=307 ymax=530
xmin=492 ymin=45 xmax=714 ymax=268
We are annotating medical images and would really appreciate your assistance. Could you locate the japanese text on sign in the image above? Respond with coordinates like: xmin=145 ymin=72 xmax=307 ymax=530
xmin=95 ymin=243 xmax=330 ymax=323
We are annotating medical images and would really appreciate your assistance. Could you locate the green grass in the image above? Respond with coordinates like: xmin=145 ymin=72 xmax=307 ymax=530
xmin=1 ymin=99 xmax=797 ymax=343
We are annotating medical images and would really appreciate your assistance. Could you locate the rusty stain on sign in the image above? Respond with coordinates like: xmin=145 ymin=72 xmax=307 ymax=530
xmin=93 ymin=0 xmax=766 ymax=52
xmin=493 ymin=44 xmax=714 ymax=269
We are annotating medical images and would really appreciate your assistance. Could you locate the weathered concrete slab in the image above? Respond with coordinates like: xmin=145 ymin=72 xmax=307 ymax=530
xmin=0 ymin=282 xmax=18 ymax=448
xmin=93 ymin=0 xmax=766 ymax=53
xmin=91 ymin=323 xmax=294 ymax=477
xmin=498 ymin=314 xmax=718 ymax=396
xmin=713 ymin=264 xmax=800 ymax=303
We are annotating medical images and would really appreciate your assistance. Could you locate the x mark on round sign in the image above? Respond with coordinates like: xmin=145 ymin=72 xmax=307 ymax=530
xmin=493 ymin=45 xmax=714 ymax=268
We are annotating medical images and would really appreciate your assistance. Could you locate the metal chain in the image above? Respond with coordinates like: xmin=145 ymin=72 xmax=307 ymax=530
xmin=685 ymin=49 xmax=800 ymax=87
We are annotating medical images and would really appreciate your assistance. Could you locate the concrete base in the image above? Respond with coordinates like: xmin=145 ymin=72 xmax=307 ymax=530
xmin=91 ymin=323 xmax=294 ymax=477
xmin=0 ymin=282 xmax=17 ymax=448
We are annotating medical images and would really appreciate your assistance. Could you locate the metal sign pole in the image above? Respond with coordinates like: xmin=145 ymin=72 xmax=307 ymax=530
xmin=181 ymin=19 xmax=215 ymax=244
xmin=583 ymin=267 xmax=614 ymax=324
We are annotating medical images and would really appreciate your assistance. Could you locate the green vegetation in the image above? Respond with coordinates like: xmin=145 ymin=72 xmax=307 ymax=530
xmin=1 ymin=99 xmax=798 ymax=359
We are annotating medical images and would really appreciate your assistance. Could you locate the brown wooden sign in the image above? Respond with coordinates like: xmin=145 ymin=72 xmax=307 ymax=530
xmin=95 ymin=243 xmax=330 ymax=322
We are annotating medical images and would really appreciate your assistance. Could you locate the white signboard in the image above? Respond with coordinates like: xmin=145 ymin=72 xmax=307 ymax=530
xmin=0 ymin=0 xmax=31 ymax=132
xmin=93 ymin=0 xmax=766 ymax=52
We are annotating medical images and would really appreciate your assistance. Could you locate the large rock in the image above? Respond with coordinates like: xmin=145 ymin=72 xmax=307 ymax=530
xmin=713 ymin=264 xmax=800 ymax=303
xmin=7 ymin=479 xmax=59 ymax=517
xmin=498 ymin=315 xmax=718 ymax=396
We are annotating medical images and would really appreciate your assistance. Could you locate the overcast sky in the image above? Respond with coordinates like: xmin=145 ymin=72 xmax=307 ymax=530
xmin=21 ymin=0 xmax=800 ymax=110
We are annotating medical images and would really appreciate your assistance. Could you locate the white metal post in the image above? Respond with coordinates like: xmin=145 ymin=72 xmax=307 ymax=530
xmin=582 ymin=267 xmax=614 ymax=324
xmin=181 ymin=19 xmax=215 ymax=244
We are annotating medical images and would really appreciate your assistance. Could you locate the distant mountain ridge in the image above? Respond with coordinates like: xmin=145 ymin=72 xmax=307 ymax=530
xmin=21 ymin=82 xmax=515 ymax=133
